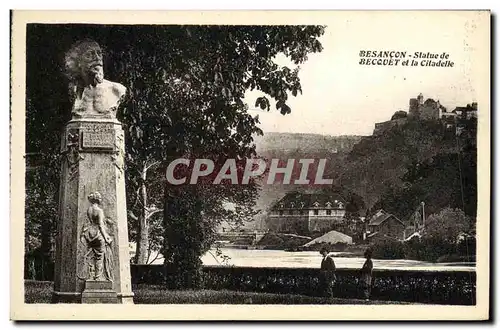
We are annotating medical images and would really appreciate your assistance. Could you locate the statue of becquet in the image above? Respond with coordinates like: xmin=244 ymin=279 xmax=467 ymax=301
xmin=64 ymin=39 xmax=126 ymax=120
xmin=64 ymin=40 xmax=125 ymax=283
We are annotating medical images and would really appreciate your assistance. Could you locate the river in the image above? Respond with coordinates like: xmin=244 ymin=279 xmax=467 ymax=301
xmin=199 ymin=248 xmax=475 ymax=271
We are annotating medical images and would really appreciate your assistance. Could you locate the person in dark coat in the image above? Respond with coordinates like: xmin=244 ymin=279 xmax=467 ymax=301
xmin=360 ymin=247 xmax=374 ymax=301
xmin=319 ymin=247 xmax=337 ymax=298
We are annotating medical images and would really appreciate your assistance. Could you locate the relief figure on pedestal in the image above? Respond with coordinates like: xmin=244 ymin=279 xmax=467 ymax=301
xmin=64 ymin=130 xmax=84 ymax=181
xmin=65 ymin=39 xmax=127 ymax=120
xmin=111 ymin=129 xmax=125 ymax=178
xmin=79 ymin=192 xmax=115 ymax=281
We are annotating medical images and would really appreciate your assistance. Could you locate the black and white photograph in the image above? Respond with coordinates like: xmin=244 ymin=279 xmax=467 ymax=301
xmin=10 ymin=10 xmax=491 ymax=320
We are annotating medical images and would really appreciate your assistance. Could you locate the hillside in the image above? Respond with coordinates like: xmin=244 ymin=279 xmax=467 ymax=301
xmin=241 ymin=116 xmax=477 ymax=231
xmin=336 ymin=117 xmax=477 ymax=220
xmin=254 ymin=132 xmax=364 ymax=154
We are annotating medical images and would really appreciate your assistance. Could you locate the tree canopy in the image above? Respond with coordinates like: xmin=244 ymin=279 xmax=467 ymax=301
xmin=391 ymin=110 xmax=407 ymax=120
xmin=424 ymin=207 xmax=472 ymax=244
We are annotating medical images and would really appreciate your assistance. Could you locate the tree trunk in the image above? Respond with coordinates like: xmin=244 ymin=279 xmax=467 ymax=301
xmin=135 ymin=214 xmax=149 ymax=264
xmin=134 ymin=166 xmax=149 ymax=264
xmin=163 ymin=185 xmax=204 ymax=289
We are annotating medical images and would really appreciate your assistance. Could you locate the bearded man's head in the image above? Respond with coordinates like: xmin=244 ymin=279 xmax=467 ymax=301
xmin=65 ymin=39 xmax=104 ymax=85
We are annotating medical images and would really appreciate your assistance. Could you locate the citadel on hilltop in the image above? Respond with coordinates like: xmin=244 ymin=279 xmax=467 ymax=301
xmin=373 ymin=93 xmax=478 ymax=136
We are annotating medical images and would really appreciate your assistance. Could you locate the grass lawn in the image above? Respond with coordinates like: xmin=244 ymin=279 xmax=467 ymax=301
xmin=25 ymin=280 xmax=413 ymax=305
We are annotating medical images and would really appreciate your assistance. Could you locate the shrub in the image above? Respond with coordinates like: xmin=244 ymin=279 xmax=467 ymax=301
xmin=256 ymin=233 xmax=284 ymax=247
xmin=456 ymin=235 xmax=476 ymax=260
xmin=256 ymin=233 xmax=310 ymax=250
xmin=198 ymin=266 xmax=476 ymax=305
xmin=371 ymin=240 xmax=405 ymax=259
xmin=370 ymin=234 xmax=475 ymax=263
xmin=404 ymin=236 xmax=456 ymax=262
xmin=329 ymin=242 xmax=348 ymax=251
xmin=425 ymin=208 xmax=471 ymax=244
xmin=25 ymin=265 xmax=476 ymax=305
xmin=436 ymin=254 xmax=462 ymax=263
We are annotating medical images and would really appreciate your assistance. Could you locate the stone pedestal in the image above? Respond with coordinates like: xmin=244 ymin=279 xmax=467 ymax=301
xmin=52 ymin=118 xmax=134 ymax=304
xmin=81 ymin=280 xmax=118 ymax=304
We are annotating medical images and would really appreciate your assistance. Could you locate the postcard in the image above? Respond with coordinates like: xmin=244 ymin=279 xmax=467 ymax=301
xmin=10 ymin=10 xmax=490 ymax=320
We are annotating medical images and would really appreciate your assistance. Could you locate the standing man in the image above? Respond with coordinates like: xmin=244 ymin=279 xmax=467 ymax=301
xmin=319 ymin=247 xmax=337 ymax=298
xmin=360 ymin=247 xmax=374 ymax=301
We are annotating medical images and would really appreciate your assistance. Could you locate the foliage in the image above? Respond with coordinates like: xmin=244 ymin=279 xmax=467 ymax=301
xmin=130 ymin=286 xmax=362 ymax=305
xmin=402 ymin=149 xmax=476 ymax=217
xmin=128 ymin=265 xmax=476 ymax=305
xmin=26 ymin=280 xmax=428 ymax=305
xmin=255 ymin=232 xmax=311 ymax=249
xmin=338 ymin=119 xmax=450 ymax=209
xmin=25 ymin=153 xmax=58 ymax=279
xmin=346 ymin=116 xmax=477 ymax=224
xmin=24 ymin=281 xmax=54 ymax=304
xmin=146 ymin=25 xmax=325 ymax=287
xmin=371 ymin=208 xmax=475 ymax=262
xmin=456 ymin=234 xmax=476 ymax=260
xmin=403 ymin=236 xmax=456 ymax=262
xmin=126 ymin=163 xmax=165 ymax=264
xmin=344 ymin=191 xmax=366 ymax=218
xmin=370 ymin=185 xmax=424 ymax=221
xmin=423 ymin=208 xmax=472 ymax=244
xmin=25 ymin=89 xmax=61 ymax=268
xmin=391 ymin=111 xmax=407 ymax=120
xmin=371 ymin=232 xmax=475 ymax=263
xmin=371 ymin=239 xmax=406 ymax=259
xmin=25 ymin=263 xmax=477 ymax=305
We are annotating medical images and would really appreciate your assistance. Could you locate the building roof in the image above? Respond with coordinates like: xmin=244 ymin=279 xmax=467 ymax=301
xmin=271 ymin=191 xmax=346 ymax=210
xmin=404 ymin=232 xmax=422 ymax=241
xmin=368 ymin=209 xmax=405 ymax=226
xmin=452 ymin=105 xmax=478 ymax=114
xmin=302 ymin=230 xmax=352 ymax=247
xmin=365 ymin=232 xmax=400 ymax=242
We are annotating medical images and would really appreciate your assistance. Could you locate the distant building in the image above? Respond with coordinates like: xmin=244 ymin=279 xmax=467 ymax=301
xmin=441 ymin=111 xmax=458 ymax=129
xmin=365 ymin=209 xmax=406 ymax=241
xmin=403 ymin=231 xmax=422 ymax=241
xmin=267 ymin=191 xmax=346 ymax=235
xmin=421 ymin=99 xmax=444 ymax=120
xmin=409 ymin=93 xmax=447 ymax=120
xmin=372 ymin=93 xmax=477 ymax=136
xmin=452 ymin=102 xmax=478 ymax=119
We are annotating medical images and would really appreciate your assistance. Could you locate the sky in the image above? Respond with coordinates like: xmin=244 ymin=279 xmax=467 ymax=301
xmin=246 ymin=11 xmax=488 ymax=136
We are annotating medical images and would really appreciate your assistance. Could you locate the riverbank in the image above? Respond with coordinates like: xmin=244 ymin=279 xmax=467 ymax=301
xmin=201 ymin=248 xmax=476 ymax=271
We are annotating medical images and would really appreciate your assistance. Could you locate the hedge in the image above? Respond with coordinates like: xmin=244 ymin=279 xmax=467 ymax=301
xmin=24 ymin=259 xmax=475 ymax=305
xmin=130 ymin=264 xmax=475 ymax=305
